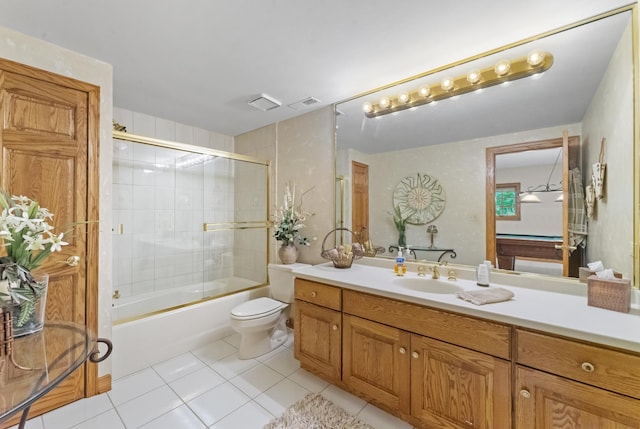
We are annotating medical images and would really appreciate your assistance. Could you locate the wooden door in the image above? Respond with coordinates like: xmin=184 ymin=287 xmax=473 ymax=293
xmin=351 ymin=161 xmax=369 ymax=235
xmin=0 ymin=58 xmax=100 ymax=418
xmin=342 ymin=314 xmax=410 ymax=414
xmin=515 ymin=366 xmax=640 ymax=428
xmin=294 ymin=300 xmax=342 ymax=382
xmin=410 ymin=334 xmax=511 ymax=429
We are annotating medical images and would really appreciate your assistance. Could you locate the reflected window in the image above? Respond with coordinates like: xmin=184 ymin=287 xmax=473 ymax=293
xmin=496 ymin=183 xmax=521 ymax=220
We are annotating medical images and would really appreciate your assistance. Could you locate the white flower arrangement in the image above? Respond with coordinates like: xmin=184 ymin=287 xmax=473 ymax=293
xmin=0 ymin=190 xmax=70 ymax=326
xmin=273 ymin=182 xmax=315 ymax=246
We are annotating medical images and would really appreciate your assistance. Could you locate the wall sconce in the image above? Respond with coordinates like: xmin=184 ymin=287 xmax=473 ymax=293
xmin=363 ymin=50 xmax=553 ymax=118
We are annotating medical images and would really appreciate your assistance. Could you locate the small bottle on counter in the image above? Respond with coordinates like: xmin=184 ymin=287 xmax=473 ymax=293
xmin=394 ymin=249 xmax=406 ymax=276
xmin=477 ymin=263 xmax=490 ymax=286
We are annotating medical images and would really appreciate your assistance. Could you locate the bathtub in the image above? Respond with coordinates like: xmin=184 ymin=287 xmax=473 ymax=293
xmin=112 ymin=277 xmax=264 ymax=322
xmin=111 ymin=278 xmax=269 ymax=379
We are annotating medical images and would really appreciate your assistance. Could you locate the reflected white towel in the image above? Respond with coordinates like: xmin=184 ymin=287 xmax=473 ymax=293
xmin=456 ymin=288 xmax=514 ymax=305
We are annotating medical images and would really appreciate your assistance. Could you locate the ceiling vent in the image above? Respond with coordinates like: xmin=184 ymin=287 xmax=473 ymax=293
xmin=288 ymin=97 xmax=321 ymax=110
xmin=248 ymin=94 xmax=281 ymax=111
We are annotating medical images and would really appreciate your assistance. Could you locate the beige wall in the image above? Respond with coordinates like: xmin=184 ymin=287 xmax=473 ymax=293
xmin=581 ymin=19 xmax=635 ymax=278
xmin=0 ymin=25 xmax=114 ymax=374
xmin=236 ymin=107 xmax=335 ymax=265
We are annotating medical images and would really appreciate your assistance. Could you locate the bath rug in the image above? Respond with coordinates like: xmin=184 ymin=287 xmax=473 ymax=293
xmin=263 ymin=393 xmax=375 ymax=429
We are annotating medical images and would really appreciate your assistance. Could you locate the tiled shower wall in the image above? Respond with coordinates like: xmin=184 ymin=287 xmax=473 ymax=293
xmin=112 ymin=107 xmax=268 ymax=313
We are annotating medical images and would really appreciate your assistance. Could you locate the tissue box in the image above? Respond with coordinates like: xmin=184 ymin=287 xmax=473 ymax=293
xmin=579 ymin=267 xmax=622 ymax=283
xmin=587 ymin=275 xmax=631 ymax=313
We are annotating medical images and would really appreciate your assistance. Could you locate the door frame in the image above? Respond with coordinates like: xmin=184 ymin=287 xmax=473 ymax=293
xmin=485 ymin=136 xmax=569 ymax=271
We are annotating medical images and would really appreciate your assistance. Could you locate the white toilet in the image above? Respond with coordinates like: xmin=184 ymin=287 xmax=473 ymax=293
xmin=230 ymin=263 xmax=309 ymax=359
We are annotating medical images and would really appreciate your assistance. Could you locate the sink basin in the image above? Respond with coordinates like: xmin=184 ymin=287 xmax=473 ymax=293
xmin=392 ymin=277 xmax=464 ymax=294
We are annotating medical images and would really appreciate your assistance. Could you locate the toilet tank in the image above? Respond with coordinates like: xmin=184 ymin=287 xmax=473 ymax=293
xmin=268 ymin=263 xmax=310 ymax=303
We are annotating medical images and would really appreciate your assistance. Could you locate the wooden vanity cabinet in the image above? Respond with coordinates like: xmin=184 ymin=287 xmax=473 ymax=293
xmin=342 ymin=289 xmax=512 ymax=428
xmin=515 ymin=329 xmax=640 ymax=428
xmin=342 ymin=314 xmax=411 ymax=414
xmin=293 ymin=279 xmax=342 ymax=383
xmin=411 ymin=334 xmax=511 ymax=429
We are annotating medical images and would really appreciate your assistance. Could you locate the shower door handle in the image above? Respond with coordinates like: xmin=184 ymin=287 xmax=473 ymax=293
xmin=66 ymin=255 xmax=80 ymax=267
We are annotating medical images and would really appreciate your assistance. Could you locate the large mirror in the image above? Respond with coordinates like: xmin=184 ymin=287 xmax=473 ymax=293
xmin=335 ymin=6 xmax=638 ymax=285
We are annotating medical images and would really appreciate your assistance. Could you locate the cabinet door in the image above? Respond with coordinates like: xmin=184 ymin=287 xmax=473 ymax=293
xmin=516 ymin=366 xmax=640 ymax=428
xmin=294 ymin=300 xmax=341 ymax=382
xmin=343 ymin=314 xmax=411 ymax=414
xmin=410 ymin=334 xmax=511 ymax=429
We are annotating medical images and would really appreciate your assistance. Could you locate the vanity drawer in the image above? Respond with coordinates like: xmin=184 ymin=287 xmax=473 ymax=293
xmin=343 ymin=289 xmax=511 ymax=359
xmin=295 ymin=279 xmax=342 ymax=310
xmin=516 ymin=329 xmax=640 ymax=399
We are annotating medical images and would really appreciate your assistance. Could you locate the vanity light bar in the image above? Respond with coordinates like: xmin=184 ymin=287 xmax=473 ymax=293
xmin=363 ymin=50 xmax=553 ymax=118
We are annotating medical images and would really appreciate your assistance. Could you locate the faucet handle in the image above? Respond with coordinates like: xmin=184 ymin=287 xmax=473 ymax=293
xmin=447 ymin=269 xmax=457 ymax=281
xmin=417 ymin=265 xmax=427 ymax=277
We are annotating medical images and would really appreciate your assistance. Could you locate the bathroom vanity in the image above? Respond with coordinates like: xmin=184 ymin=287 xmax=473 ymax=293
xmin=293 ymin=260 xmax=640 ymax=429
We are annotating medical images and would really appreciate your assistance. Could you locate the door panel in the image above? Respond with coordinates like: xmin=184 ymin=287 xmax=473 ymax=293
xmin=351 ymin=161 xmax=369 ymax=234
xmin=0 ymin=59 xmax=99 ymax=422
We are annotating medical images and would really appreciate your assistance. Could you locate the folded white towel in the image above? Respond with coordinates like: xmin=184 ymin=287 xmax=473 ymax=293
xmin=456 ymin=288 xmax=514 ymax=305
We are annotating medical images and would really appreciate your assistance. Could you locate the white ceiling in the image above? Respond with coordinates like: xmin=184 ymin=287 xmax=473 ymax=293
xmin=0 ymin=0 xmax=633 ymax=137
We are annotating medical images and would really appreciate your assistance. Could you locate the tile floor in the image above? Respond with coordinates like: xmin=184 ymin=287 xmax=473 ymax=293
xmin=13 ymin=332 xmax=415 ymax=429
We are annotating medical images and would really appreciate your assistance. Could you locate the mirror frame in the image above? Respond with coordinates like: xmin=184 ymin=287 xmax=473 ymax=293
xmin=333 ymin=4 xmax=639 ymax=287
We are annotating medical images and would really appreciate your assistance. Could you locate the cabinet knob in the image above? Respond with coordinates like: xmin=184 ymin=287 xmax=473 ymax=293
xmin=311 ymin=291 xmax=317 ymax=297
xmin=519 ymin=389 xmax=531 ymax=399
xmin=399 ymin=347 xmax=406 ymax=354
xmin=332 ymin=324 xmax=338 ymax=331
xmin=411 ymin=351 xmax=419 ymax=359
xmin=581 ymin=362 xmax=595 ymax=373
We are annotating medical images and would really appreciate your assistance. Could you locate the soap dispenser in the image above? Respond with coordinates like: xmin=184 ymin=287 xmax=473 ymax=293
xmin=394 ymin=248 xmax=406 ymax=276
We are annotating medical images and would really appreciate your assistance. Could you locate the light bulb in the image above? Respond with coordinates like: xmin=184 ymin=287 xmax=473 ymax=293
xmin=380 ymin=97 xmax=391 ymax=108
xmin=467 ymin=70 xmax=481 ymax=84
xmin=441 ymin=78 xmax=455 ymax=91
xmin=398 ymin=92 xmax=410 ymax=104
xmin=527 ymin=49 xmax=546 ymax=67
xmin=419 ymin=87 xmax=431 ymax=97
xmin=494 ymin=60 xmax=511 ymax=76
xmin=362 ymin=102 xmax=373 ymax=113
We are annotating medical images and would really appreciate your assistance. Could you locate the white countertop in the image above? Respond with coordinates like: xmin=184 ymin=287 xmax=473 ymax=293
xmin=292 ymin=260 xmax=640 ymax=353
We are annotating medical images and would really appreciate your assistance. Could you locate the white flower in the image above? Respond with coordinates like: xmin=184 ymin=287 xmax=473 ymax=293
xmin=49 ymin=233 xmax=68 ymax=252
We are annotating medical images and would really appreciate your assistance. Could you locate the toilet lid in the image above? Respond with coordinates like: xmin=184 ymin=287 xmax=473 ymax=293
xmin=231 ymin=297 xmax=286 ymax=319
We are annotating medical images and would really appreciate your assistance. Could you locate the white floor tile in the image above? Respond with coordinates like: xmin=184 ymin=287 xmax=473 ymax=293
xmin=229 ymin=364 xmax=285 ymax=398
xmin=68 ymin=410 xmax=126 ymax=429
xmin=8 ymin=416 xmax=43 ymax=429
xmin=357 ymin=403 xmax=414 ymax=429
xmin=262 ymin=347 xmax=300 ymax=376
xmin=287 ymin=368 xmax=330 ymax=392
xmin=187 ymin=382 xmax=251 ymax=426
xmin=254 ymin=378 xmax=310 ymax=416
xmin=191 ymin=339 xmax=237 ymax=365
xmin=153 ymin=352 xmax=206 ymax=383
xmin=169 ymin=366 xmax=226 ymax=402
xmin=254 ymin=342 xmax=287 ymax=363
xmin=283 ymin=331 xmax=295 ymax=349
xmin=116 ymin=385 xmax=183 ymax=428
xmin=41 ymin=393 xmax=113 ymax=429
xmin=139 ymin=404 xmax=206 ymax=429
xmin=108 ymin=367 xmax=165 ymax=405
xmin=210 ymin=352 xmax=260 ymax=379
xmin=222 ymin=333 xmax=241 ymax=348
xmin=209 ymin=401 xmax=274 ymax=429
xmin=321 ymin=384 xmax=367 ymax=416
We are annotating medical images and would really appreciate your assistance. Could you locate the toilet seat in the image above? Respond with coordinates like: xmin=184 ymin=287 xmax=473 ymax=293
xmin=231 ymin=297 xmax=287 ymax=320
